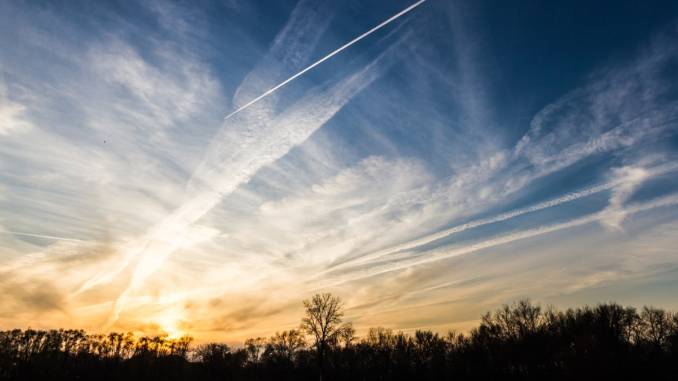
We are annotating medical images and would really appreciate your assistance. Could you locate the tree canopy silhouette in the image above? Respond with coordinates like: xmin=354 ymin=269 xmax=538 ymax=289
xmin=300 ymin=293 xmax=348 ymax=380
xmin=2 ymin=297 xmax=678 ymax=381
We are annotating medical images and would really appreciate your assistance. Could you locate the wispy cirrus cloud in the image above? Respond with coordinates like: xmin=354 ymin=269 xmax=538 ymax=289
xmin=93 ymin=0 xmax=416 ymax=325
xmin=1 ymin=0 xmax=677 ymax=342
xmin=0 ymin=81 xmax=33 ymax=136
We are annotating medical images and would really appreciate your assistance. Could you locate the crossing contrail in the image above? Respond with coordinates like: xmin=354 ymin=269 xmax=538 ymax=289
xmin=223 ymin=0 xmax=427 ymax=120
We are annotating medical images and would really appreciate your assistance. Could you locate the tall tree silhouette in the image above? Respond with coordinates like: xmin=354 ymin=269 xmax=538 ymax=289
xmin=300 ymin=293 xmax=344 ymax=381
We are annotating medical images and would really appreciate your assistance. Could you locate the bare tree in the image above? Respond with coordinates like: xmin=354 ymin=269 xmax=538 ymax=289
xmin=300 ymin=293 xmax=344 ymax=380
xmin=265 ymin=329 xmax=306 ymax=362
xmin=638 ymin=306 xmax=672 ymax=347
xmin=244 ymin=337 xmax=265 ymax=364
xmin=336 ymin=323 xmax=356 ymax=348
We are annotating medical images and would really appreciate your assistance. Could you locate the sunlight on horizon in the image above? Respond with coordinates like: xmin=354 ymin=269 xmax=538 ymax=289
xmin=1 ymin=0 xmax=678 ymax=343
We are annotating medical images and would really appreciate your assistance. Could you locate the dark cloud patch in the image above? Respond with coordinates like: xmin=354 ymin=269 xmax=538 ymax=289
xmin=0 ymin=274 xmax=65 ymax=316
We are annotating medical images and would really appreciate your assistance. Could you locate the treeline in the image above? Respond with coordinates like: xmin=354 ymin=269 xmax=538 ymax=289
xmin=2 ymin=298 xmax=678 ymax=380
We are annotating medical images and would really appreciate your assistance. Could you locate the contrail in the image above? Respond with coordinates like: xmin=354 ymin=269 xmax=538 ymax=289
xmin=101 ymin=32 xmax=399 ymax=327
xmin=0 ymin=230 xmax=87 ymax=243
xmin=326 ymin=183 xmax=615 ymax=272
xmin=223 ymin=0 xmax=427 ymax=120
xmin=317 ymin=183 xmax=613 ymax=276
xmin=316 ymin=192 xmax=678 ymax=287
xmin=328 ymin=161 xmax=678 ymax=271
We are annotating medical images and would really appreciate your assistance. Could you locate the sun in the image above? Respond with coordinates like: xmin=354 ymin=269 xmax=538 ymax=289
xmin=157 ymin=312 xmax=184 ymax=339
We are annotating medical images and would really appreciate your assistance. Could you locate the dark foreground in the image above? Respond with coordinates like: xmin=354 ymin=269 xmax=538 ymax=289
xmin=2 ymin=301 xmax=678 ymax=380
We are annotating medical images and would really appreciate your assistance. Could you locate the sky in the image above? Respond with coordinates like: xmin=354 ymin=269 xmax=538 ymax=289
xmin=1 ymin=0 xmax=678 ymax=343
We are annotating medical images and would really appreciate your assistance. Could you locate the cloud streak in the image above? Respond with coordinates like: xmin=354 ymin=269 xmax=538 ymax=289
xmin=223 ymin=0 xmax=426 ymax=120
xmin=318 ymin=192 xmax=678 ymax=287
xmin=328 ymin=161 xmax=678 ymax=272
xmin=0 ymin=230 xmax=89 ymax=243
xmin=102 ymin=2 xmax=414 ymax=325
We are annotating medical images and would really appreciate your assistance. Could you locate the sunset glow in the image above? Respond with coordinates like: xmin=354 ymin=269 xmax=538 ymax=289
xmin=1 ymin=0 xmax=678 ymax=345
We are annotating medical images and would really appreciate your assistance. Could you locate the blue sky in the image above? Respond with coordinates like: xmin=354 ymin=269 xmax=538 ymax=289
xmin=1 ymin=0 xmax=678 ymax=341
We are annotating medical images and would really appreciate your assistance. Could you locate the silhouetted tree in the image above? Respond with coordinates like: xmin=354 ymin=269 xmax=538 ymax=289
xmin=244 ymin=337 xmax=265 ymax=364
xmin=263 ymin=330 xmax=306 ymax=363
xmin=336 ymin=323 xmax=355 ymax=349
xmin=300 ymin=293 xmax=344 ymax=380
xmin=2 ymin=299 xmax=678 ymax=381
